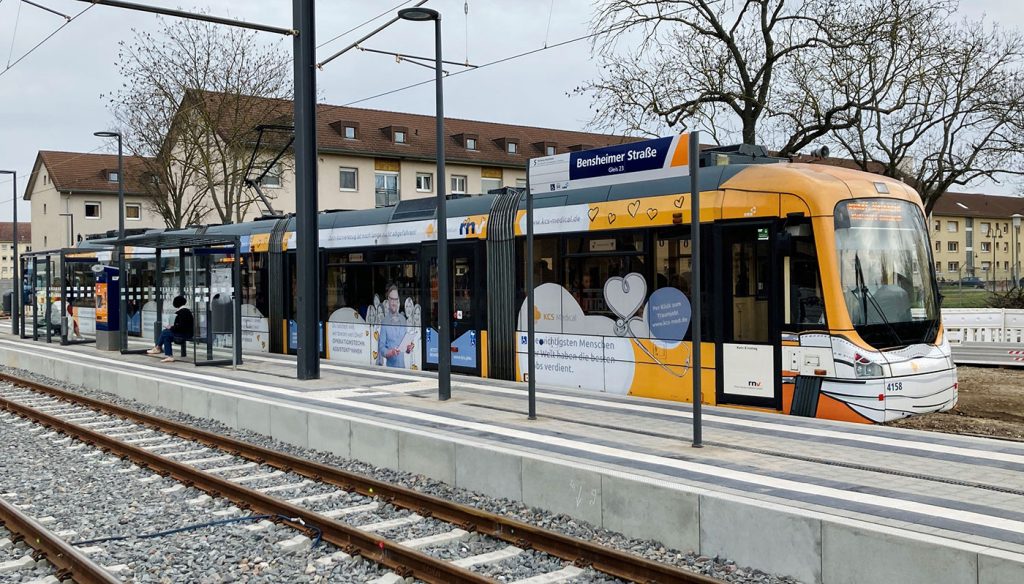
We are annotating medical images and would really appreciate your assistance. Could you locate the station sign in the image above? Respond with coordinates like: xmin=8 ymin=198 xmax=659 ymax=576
xmin=528 ymin=134 xmax=691 ymax=194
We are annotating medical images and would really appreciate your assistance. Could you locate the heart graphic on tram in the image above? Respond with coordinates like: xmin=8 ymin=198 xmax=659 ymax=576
xmin=588 ymin=207 xmax=599 ymax=222
xmin=607 ymin=212 xmax=617 ymax=224
xmin=627 ymin=200 xmax=641 ymax=217
xmin=604 ymin=273 xmax=647 ymax=321
xmin=646 ymin=208 xmax=658 ymax=220
xmin=673 ymin=196 xmax=684 ymax=208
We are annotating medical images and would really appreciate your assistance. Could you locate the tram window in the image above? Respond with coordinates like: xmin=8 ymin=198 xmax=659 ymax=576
xmin=784 ymin=231 xmax=826 ymax=330
xmin=530 ymin=237 xmax=559 ymax=285
xmin=241 ymin=253 xmax=269 ymax=317
xmin=655 ymin=232 xmax=694 ymax=297
xmin=564 ymin=234 xmax=645 ymax=317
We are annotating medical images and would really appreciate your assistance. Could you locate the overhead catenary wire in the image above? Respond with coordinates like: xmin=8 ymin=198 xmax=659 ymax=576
xmin=317 ymin=0 xmax=413 ymax=50
xmin=1 ymin=1 xmax=95 ymax=79
xmin=6 ymin=0 xmax=23 ymax=68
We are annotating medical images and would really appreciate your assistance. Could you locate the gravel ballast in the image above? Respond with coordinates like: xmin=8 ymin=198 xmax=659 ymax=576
xmin=0 ymin=365 xmax=803 ymax=583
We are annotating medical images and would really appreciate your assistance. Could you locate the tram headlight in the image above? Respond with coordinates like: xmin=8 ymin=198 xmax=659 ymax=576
xmin=854 ymin=361 xmax=884 ymax=378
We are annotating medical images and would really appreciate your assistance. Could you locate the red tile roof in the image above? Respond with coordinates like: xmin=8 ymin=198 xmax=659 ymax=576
xmin=0 ymin=222 xmax=30 ymax=243
xmin=27 ymin=151 xmax=152 ymax=199
xmin=191 ymin=90 xmax=639 ymax=167
xmin=930 ymin=192 xmax=1024 ymax=218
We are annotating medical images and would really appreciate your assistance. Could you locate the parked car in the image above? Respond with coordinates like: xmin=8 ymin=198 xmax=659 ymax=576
xmin=959 ymin=277 xmax=987 ymax=289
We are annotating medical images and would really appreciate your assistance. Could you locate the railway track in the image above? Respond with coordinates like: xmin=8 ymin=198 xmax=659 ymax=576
xmin=0 ymin=371 xmax=724 ymax=584
xmin=0 ymin=493 xmax=119 ymax=584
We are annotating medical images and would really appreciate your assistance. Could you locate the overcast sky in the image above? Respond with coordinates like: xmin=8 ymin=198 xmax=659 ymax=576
xmin=0 ymin=0 xmax=1020 ymax=221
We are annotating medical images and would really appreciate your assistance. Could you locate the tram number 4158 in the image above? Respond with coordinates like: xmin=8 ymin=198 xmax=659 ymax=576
xmin=886 ymin=381 xmax=904 ymax=392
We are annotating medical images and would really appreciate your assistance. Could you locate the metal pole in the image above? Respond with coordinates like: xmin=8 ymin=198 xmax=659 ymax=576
xmin=233 ymin=241 xmax=242 ymax=367
xmin=60 ymin=254 xmax=68 ymax=345
xmin=434 ymin=16 xmax=451 ymax=401
xmin=526 ymin=170 xmax=535 ymax=419
xmin=117 ymin=135 xmax=127 ymax=352
xmin=5 ymin=171 xmax=19 ymax=335
xmin=689 ymin=132 xmax=703 ymax=448
xmin=294 ymin=0 xmax=320 ymax=380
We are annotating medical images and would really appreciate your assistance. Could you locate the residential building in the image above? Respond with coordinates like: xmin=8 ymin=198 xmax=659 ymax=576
xmin=180 ymin=91 xmax=633 ymax=219
xmin=23 ymin=151 xmax=165 ymax=251
xmin=929 ymin=192 xmax=1024 ymax=285
xmin=0 ymin=222 xmax=31 ymax=285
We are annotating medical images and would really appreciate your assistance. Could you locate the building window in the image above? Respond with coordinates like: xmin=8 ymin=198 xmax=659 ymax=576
xmin=516 ymin=178 xmax=527 ymax=188
xmin=374 ymin=172 xmax=400 ymax=207
xmin=263 ymin=164 xmax=283 ymax=188
xmin=981 ymin=242 xmax=991 ymax=252
xmin=947 ymin=241 xmax=958 ymax=252
xmin=344 ymin=126 xmax=357 ymax=139
xmin=108 ymin=171 xmax=119 ymax=183
xmin=934 ymin=240 xmax=940 ymax=252
xmin=507 ymin=142 xmax=518 ymax=154
xmin=481 ymin=178 xmax=501 ymax=193
xmin=934 ymin=220 xmax=940 ymax=231
xmin=43 ymin=175 xmax=48 ymax=185
xmin=981 ymin=261 xmax=991 ymax=271
xmin=339 ymin=167 xmax=357 ymax=191
xmin=948 ymin=261 xmax=959 ymax=273
xmin=1004 ymin=242 xmax=1009 ymax=253
xmin=85 ymin=202 xmax=101 ymax=219
xmin=980 ymin=222 xmax=990 ymax=235
xmin=947 ymin=220 xmax=959 ymax=233
xmin=465 ymin=137 xmax=477 ymax=150
xmin=394 ymin=130 xmax=407 ymax=144
xmin=450 ymin=175 xmax=467 ymax=194
xmin=44 ymin=236 xmax=47 ymax=247
xmin=43 ymin=203 xmax=46 ymax=215
xmin=546 ymin=145 xmax=556 ymax=156
xmin=125 ymin=203 xmax=141 ymax=220
xmin=1004 ymin=261 xmax=1010 ymax=271
xmin=415 ymin=173 xmax=433 ymax=193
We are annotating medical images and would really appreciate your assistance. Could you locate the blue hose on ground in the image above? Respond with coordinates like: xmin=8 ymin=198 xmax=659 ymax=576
xmin=71 ymin=513 xmax=323 ymax=548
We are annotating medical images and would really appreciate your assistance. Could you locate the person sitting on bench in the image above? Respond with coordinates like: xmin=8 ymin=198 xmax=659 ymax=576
xmin=147 ymin=295 xmax=194 ymax=363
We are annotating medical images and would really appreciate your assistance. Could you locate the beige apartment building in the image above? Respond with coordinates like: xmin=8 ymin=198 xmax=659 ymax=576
xmin=183 ymin=92 xmax=630 ymax=219
xmin=0 ymin=222 xmax=31 ymax=282
xmin=929 ymin=192 xmax=1024 ymax=285
xmin=23 ymin=151 xmax=165 ymax=251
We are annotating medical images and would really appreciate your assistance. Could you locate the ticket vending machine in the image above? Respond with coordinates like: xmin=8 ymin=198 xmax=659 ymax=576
xmin=94 ymin=265 xmax=121 ymax=351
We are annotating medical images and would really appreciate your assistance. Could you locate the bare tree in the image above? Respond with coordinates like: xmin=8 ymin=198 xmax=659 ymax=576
xmin=578 ymin=1 xmax=957 ymax=155
xmin=831 ymin=18 xmax=1024 ymax=213
xmin=106 ymin=16 xmax=291 ymax=226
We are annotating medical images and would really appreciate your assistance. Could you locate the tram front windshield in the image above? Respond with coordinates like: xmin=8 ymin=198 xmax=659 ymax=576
xmin=834 ymin=199 xmax=939 ymax=348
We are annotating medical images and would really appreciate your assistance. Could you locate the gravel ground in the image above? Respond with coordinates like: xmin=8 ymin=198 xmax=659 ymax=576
xmin=0 ymin=365 xmax=803 ymax=584
xmin=0 ymin=388 xmax=392 ymax=584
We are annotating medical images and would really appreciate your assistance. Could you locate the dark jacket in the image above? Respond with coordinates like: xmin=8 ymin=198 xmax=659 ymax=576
xmin=171 ymin=307 xmax=195 ymax=338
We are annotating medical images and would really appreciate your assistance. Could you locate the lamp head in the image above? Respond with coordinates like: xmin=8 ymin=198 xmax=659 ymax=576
xmin=93 ymin=131 xmax=120 ymax=139
xmin=398 ymin=7 xmax=440 ymax=21
xmin=1013 ymin=213 xmax=1022 ymax=228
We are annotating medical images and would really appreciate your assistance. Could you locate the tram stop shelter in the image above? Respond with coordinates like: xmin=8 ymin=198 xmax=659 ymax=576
xmin=19 ymin=234 xmax=243 ymax=368
xmin=115 ymin=231 xmax=244 ymax=367
xmin=18 ymin=247 xmax=109 ymax=347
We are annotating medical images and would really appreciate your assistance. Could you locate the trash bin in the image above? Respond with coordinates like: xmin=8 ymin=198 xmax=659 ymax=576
xmin=210 ymin=293 xmax=233 ymax=335
xmin=2 ymin=291 xmax=11 ymax=314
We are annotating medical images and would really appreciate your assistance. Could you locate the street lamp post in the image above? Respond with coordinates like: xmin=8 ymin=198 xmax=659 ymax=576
xmin=94 ymin=131 xmax=125 ymax=351
xmin=0 ymin=168 xmax=16 ymax=331
xmin=1013 ymin=214 xmax=1022 ymax=287
xmin=398 ymin=7 xmax=451 ymax=401
xmin=58 ymin=213 xmax=74 ymax=247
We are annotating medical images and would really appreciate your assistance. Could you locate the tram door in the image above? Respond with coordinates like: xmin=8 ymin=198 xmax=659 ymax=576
xmin=422 ymin=243 xmax=484 ymax=376
xmin=714 ymin=222 xmax=782 ymax=410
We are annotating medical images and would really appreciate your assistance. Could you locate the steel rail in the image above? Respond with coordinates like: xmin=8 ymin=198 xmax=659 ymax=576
xmin=0 ymin=493 xmax=121 ymax=584
xmin=0 ymin=372 xmax=724 ymax=584
xmin=0 ymin=384 xmax=489 ymax=584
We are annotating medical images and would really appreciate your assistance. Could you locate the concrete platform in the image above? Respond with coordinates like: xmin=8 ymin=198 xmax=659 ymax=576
xmin=1 ymin=327 xmax=1022 ymax=584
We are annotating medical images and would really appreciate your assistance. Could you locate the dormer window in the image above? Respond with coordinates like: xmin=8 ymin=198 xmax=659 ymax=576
xmin=394 ymin=130 xmax=407 ymax=143
xmin=532 ymin=141 xmax=558 ymax=156
xmin=454 ymin=133 xmax=479 ymax=150
xmin=384 ymin=125 xmax=409 ymax=144
xmin=107 ymin=170 xmax=119 ymax=182
xmin=331 ymin=120 xmax=360 ymax=139
xmin=495 ymin=137 xmax=519 ymax=154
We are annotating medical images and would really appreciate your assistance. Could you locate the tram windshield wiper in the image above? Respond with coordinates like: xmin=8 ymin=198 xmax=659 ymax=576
xmin=853 ymin=253 xmax=905 ymax=347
